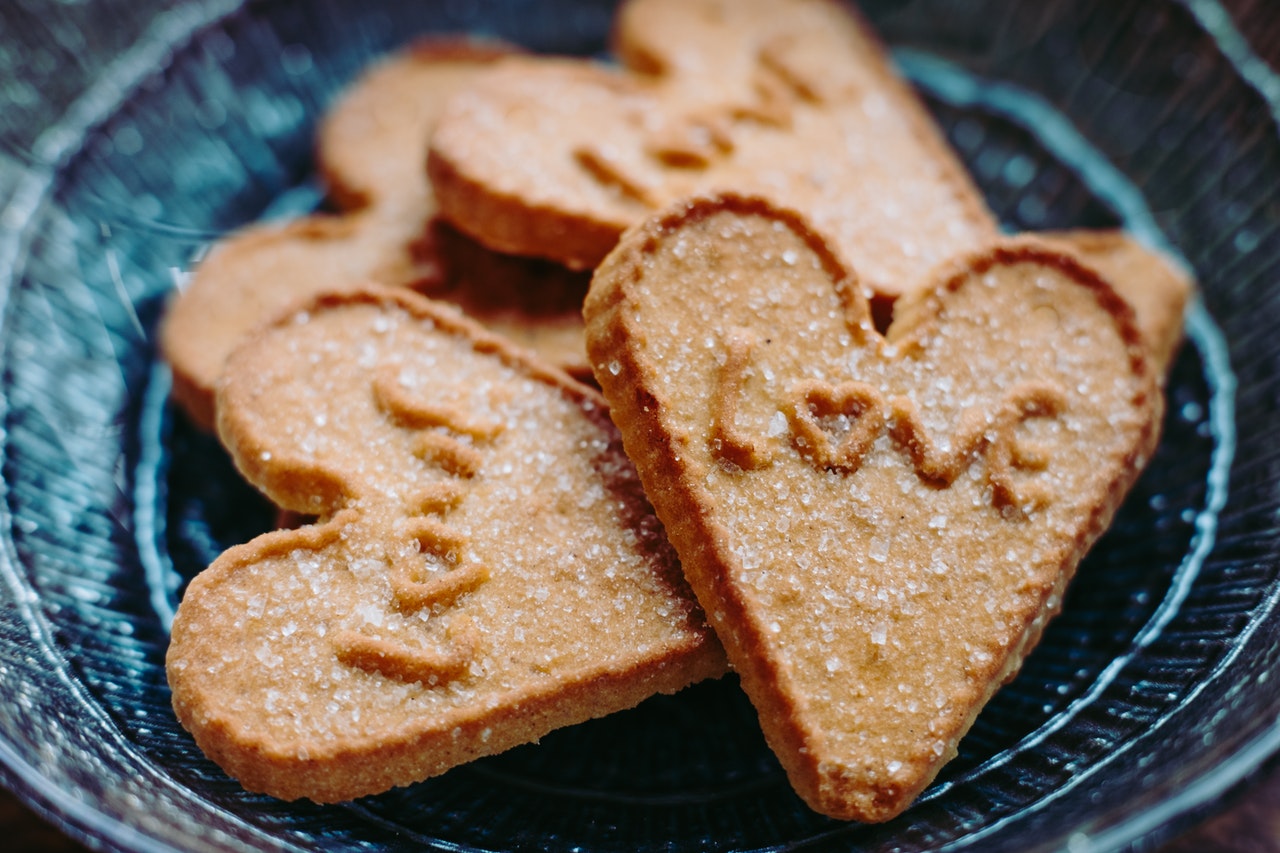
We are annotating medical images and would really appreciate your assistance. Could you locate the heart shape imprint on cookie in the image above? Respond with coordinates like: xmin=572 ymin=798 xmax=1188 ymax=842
xmin=584 ymin=195 xmax=1160 ymax=821
xmin=166 ymin=288 xmax=724 ymax=803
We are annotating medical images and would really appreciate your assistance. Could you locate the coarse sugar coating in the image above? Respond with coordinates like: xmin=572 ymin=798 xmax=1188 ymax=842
xmin=584 ymin=194 xmax=1161 ymax=821
xmin=166 ymin=287 xmax=725 ymax=803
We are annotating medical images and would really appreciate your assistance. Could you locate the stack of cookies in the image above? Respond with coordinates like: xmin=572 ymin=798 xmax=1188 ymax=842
xmin=163 ymin=0 xmax=1192 ymax=823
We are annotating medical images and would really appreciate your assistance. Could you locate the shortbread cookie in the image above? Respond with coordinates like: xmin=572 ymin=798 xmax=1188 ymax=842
xmin=161 ymin=39 xmax=595 ymax=430
xmin=317 ymin=37 xmax=518 ymax=217
xmin=584 ymin=195 xmax=1160 ymax=821
xmin=1045 ymin=229 xmax=1193 ymax=377
xmin=167 ymin=287 xmax=726 ymax=802
xmin=428 ymin=0 xmax=997 ymax=298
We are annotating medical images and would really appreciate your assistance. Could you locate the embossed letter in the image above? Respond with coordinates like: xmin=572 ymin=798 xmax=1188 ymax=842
xmin=786 ymin=380 xmax=886 ymax=473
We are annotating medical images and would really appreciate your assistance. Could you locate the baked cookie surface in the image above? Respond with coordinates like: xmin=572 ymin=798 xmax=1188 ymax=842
xmin=585 ymin=194 xmax=1161 ymax=821
xmin=167 ymin=287 xmax=725 ymax=803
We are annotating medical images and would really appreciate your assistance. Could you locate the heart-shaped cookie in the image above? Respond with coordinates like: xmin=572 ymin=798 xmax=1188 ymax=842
xmin=584 ymin=195 xmax=1160 ymax=821
xmin=167 ymin=287 xmax=724 ymax=803
xmin=427 ymin=0 xmax=995 ymax=299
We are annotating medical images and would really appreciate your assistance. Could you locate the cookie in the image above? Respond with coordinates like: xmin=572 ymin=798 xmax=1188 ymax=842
xmin=160 ymin=39 xmax=595 ymax=430
xmin=427 ymin=0 xmax=997 ymax=300
xmin=317 ymin=37 xmax=518 ymax=217
xmin=584 ymin=194 xmax=1160 ymax=821
xmin=1044 ymin=229 xmax=1193 ymax=378
xmin=167 ymin=286 xmax=726 ymax=803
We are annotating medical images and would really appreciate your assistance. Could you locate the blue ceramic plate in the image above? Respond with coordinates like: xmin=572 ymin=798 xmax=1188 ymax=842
xmin=0 ymin=1 xmax=1276 ymax=850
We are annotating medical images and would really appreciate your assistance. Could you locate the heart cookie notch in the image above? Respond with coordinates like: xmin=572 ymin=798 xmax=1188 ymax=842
xmin=585 ymin=194 xmax=1161 ymax=821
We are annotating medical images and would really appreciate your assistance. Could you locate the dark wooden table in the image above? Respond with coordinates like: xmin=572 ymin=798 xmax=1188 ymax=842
xmin=4 ymin=765 xmax=1279 ymax=851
